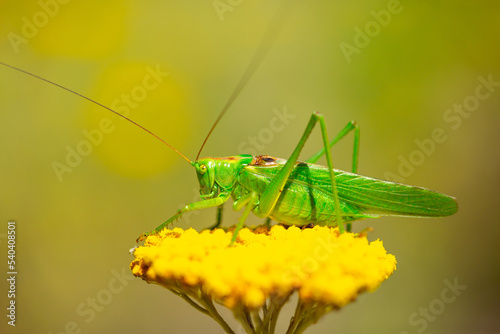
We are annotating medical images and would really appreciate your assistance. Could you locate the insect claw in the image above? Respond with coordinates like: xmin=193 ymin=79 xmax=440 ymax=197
xmin=136 ymin=233 xmax=148 ymax=243
xmin=136 ymin=230 xmax=157 ymax=243
xmin=356 ymin=227 xmax=374 ymax=238
xmin=301 ymin=223 xmax=315 ymax=230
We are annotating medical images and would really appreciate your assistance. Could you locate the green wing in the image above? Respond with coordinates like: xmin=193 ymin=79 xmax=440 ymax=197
xmin=245 ymin=159 xmax=458 ymax=218
xmin=333 ymin=170 xmax=458 ymax=217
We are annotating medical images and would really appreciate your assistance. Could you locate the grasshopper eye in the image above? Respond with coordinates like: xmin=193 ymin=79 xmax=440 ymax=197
xmin=199 ymin=164 xmax=207 ymax=174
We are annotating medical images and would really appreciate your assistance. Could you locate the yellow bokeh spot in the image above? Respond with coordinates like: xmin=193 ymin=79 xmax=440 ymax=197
xmin=82 ymin=62 xmax=195 ymax=177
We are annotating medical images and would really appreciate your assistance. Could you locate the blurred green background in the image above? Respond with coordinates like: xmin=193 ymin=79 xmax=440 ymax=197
xmin=0 ymin=1 xmax=499 ymax=333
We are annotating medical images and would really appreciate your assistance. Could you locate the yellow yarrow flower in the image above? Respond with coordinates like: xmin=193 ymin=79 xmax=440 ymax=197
xmin=130 ymin=225 xmax=396 ymax=333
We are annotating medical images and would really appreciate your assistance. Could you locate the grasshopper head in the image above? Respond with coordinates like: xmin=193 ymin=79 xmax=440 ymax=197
xmin=194 ymin=158 xmax=217 ymax=199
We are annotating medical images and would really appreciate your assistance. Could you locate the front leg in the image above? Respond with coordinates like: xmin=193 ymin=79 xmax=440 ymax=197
xmin=136 ymin=193 xmax=231 ymax=242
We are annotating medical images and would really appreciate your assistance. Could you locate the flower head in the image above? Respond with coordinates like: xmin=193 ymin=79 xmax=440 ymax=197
xmin=131 ymin=225 xmax=396 ymax=333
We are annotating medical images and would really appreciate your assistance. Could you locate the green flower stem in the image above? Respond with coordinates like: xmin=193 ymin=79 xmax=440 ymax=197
xmin=167 ymin=288 xmax=209 ymax=315
xmin=251 ymin=309 xmax=263 ymax=332
xmin=290 ymin=303 xmax=332 ymax=334
xmin=293 ymin=305 xmax=326 ymax=334
xmin=198 ymin=291 xmax=236 ymax=334
xmin=261 ymin=300 xmax=273 ymax=334
xmin=286 ymin=299 xmax=307 ymax=334
xmin=233 ymin=305 xmax=256 ymax=334
xmin=267 ymin=294 xmax=292 ymax=334
xmin=244 ymin=308 xmax=255 ymax=332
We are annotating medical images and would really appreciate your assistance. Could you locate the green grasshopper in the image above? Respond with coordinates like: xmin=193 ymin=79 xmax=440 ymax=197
xmin=0 ymin=60 xmax=458 ymax=246
xmin=136 ymin=112 xmax=458 ymax=245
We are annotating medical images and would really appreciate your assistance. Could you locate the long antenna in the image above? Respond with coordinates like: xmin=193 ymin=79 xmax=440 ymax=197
xmin=0 ymin=61 xmax=192 ymax=165
xmin=195 ymin=0 xmax=297 ymax=160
